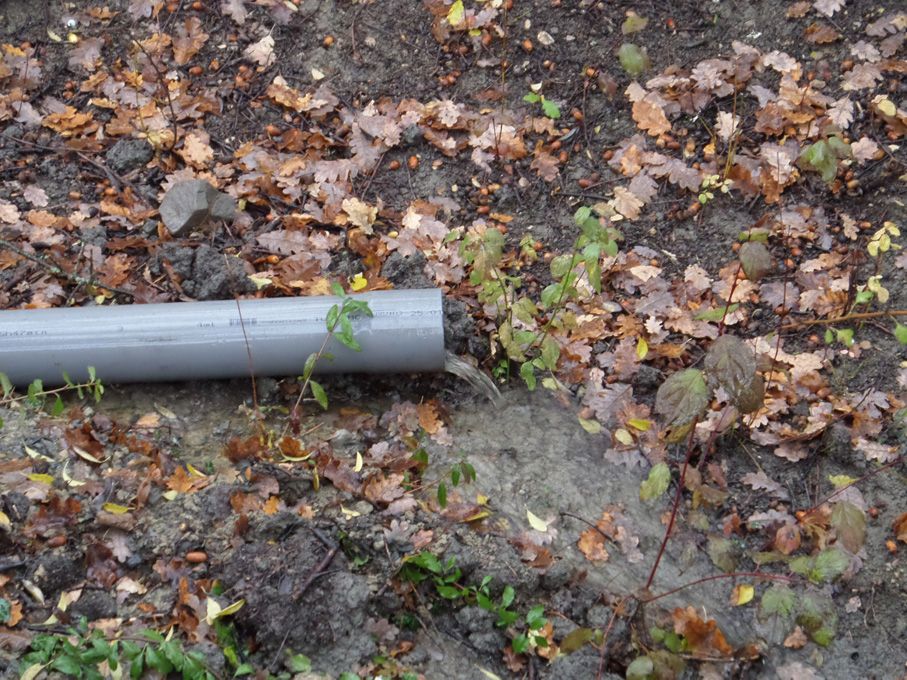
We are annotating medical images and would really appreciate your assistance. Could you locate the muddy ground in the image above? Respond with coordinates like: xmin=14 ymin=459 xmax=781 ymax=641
xmin=0 ymin=0 xmax=906 ymax=679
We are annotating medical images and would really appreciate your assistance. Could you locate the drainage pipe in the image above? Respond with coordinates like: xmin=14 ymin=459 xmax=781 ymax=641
xmin=0 ymin=289 xmax=445 ymax=386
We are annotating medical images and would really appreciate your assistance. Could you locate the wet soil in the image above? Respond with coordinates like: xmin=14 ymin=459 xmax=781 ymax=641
xmin=1 ymin=0 xmax=906 ymax=679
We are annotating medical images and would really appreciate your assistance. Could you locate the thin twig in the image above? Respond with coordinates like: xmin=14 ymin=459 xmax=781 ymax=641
xmin=0 ymin=237 xmax=134 ymax=298
xmin=779 ymin=309 xmax=907 ymax=331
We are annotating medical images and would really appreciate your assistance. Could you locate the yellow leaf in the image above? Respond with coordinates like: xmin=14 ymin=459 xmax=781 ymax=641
xmin=614 ymin=428 xmax=634 ymax=445
xmin=527 ymin=509 xmax=550 ymax=532
xmin=353 ymin=451 xmax=363 ymax=472
xmin=463 ymin=509 xmax=491 ymax=522
xmin=162 ymin=490 xmax=178 ymax=501
xmin=27 ymin=473 xmax=54 ymax=485
xmin=20 ymin=663 xmax=49 ymax=680
xmin=627 ymin=418 xmax=651 ymax=431
xmin=876 ymin=98 xmax=897 ymax=117
xmin=476 ymin=493 xmax=489 ymax=505
xmin=578 ymin=416 xmax=602 ymax=433
xmin=102 ymin=503 xmax=131 ymax=515
xmin=349 ymin=272 xmax=368 ymax=291
xmin=0 ymin=510 xmax=10 ymax=530
xmin=186 ymin=464 xmax=207 ymax=478
xmin=62 ymin=461 xmax=86 ymax=487
xmin=73 ymin=446 xmax=107 ymax=464
xmin=47 ymin=29 xmax=63 ymax=42
xmin=205 ymin=597 xmax=245 ymax=624
xmin=341 ymin=504 xmax=360 ymax=518
xmin=204 ymin=598 xmax=221 ymax=624
xmin=280 ymin=452 xmax=312 ymax=462
xmin=731 ymin=583 xmax=754 ymax=606
xmin=25 ymin=445 xmax=54 ymax=462
xmin=56 ymin=589 xmax=80 ymax=612
xmin=447 ymin=0 xmax=465 ymax=26
xmin=219 ymin=598 xmax=245 ymax=617
xmin=248 ymin=274 xmax=272 ymax=290
xmin=636 ymin=336 xmax=649 ymax=360
xmin=828 ymin=474 xmax=857 ymax=488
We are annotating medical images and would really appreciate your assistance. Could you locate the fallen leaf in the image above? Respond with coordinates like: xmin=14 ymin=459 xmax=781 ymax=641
xmin=244 ymin=34 xmax=276 ymax=67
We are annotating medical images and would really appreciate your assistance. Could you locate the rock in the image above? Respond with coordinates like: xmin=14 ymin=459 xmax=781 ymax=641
xmin=69 ymin=590 xmax=117 ymax=621
xmin=159 ymin=180 xmax=236 ymax=236
xmin=105 ymin=138 xmax=153 ymax=174
xmin=187 ymin=245 xmax=254 ymax=300
xmin=380 ymin=251 xmax=430 ymax=288
xmin=540 ymin=558 xmax=572 ymax=591
xmin=632 ymin=364 xmax=662 ymax=392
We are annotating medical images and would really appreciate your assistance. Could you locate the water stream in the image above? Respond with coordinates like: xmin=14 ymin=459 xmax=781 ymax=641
xmin=443 ymin=351 xmax=501 ymax=404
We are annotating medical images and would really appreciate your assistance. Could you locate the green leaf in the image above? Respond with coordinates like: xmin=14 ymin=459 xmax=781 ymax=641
xmin=310 ymin=380 xmax=328 ymax=410
xmin=519 ymin=361 xmax=537 ymax=390
xmin=286 ymin=653 xmax=311 ymax=672
xmin=0 ymin=373 xmax=12 ymax=398
xmin=703 ymin=335 xmax=757 ymax=401
xmin=330 ymin=282 xmax=345 ymax=297
xmin=408 ymin=552 xmax=442 ymax=574
xmin=144 ymin=646 xmax=174 ymax=674
xmin=446 ymin=0 xmax=465 ymax=26
xmin=550 ymin=254 xmax=574 ymax=280
xmin=437 ymin=481 xmax=447 ymax=508
xmin=27 ymin=379 xmax=43 ymax=406
xmin=523 ymin=92 xmax=541 ymax=104
xmin=759 ymin=585 xmax=796 ymax=619
xmin=526 ymin=605 xmax=546 ymax=629
xmin=813 ymin=546 xmax=850 ymax=583
xmin=621 ymin=13 xmax=648 ymax=34
xmin=830 ymin=502 xmax=866 ymax=553
xmin=0 ymin=598 xmax=9 ymax=623
xmin=326 ymin=304 xmax=341 ymax=331
xmin=540 ymin=337 xmax=560 ymax=371
xmin=51 ymin=395 xmax=64 ymax=417
xmin=706 ymin=535 xmax=738 ymax=572
xmin=894 ymin=323 xmax=907 ymax=345
xmin=234 ymin=663 xmax=254 ymax=676
xmin=626 ymin=656 xmax=655 ymax=680
xmin=639 ymin=462 xmax=670 ymax=501
xmin=797 ymin=589 xmax=837 ymax=646
xmin=436 ymin=584 xmax=461 ymax=599
xmin=541 ymin=97 xmax=561 ymax=119
xmin=739 ymin=241 xmax=772 ymax=281
xmin=799 ymin=139 xmax=840 ymax=182
xmin=511 ymin=633 xmax=529 ymax=655
xmin=501 ymin=585 xmax=515 ymax=608
xmin=618 ymin=43 xmax=650 ymax=76
xmin=574 ymin=206 xmax=592 ymax=224
xmin=835 ymin=327 xmax=854 ymax=347
xmin=559 ymin=627 xmax=595 ymax=654
xmin=654 ymin=368 xmax=709 ymax=427
xmin=302 ymin=352 xmax=318 ymax=380
xmin=694 ymin=303 xmax=739 ymax=321
xmin=51 ymin=654 xmax=83 ymax=675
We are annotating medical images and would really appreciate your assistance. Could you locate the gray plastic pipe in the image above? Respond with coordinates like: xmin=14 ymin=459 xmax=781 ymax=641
xmin=0 ymin=289 xmax=445 ymax=386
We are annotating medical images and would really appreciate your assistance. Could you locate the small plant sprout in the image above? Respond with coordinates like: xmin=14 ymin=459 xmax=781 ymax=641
xmin=283 ymin=284 xmax=372 ymax=437
xmin=0 ymin=368 xmax=104 ymax=428
xmin=698 ymin=174 xmax=733 ymax=205
xmin=523 ymin=85 xmax=561 ymax=119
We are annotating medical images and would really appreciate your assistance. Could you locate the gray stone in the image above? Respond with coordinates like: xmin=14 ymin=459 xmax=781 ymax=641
xmin=105 ymin=138 xmax=153 ymax=174
xmin=380 ymin=251 xmax=430 ymax=288
xmin=69 ymin=590 xmax=117 ymax=621
xmin=159 ymin=180 xmax=236 ymax=236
